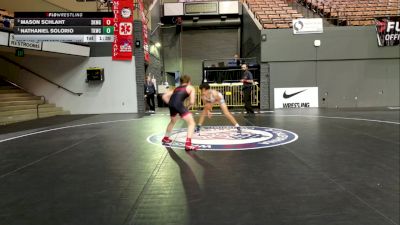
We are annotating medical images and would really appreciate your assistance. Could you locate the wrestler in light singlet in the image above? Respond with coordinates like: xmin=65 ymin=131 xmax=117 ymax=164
xmin=197 ymin=83 xmax=241 ymax=133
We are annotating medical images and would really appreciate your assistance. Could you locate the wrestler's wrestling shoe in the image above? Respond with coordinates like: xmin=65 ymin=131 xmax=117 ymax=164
xmin=185 ymin=145 xmax=199 ymax=151
xmin=185 ymin=138 xmax=199 ymax=151
xmin=162 ymin=136 xmax=173 ymax=145
xmin=236 ymin=126 xmax=242 ymax=134
xmin=195 ymin=125 xmax=201 ymax=133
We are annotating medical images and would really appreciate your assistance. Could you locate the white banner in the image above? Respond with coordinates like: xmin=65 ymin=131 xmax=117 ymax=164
xmin=274 ymin=87 xmax=319 ymax=109
xmin=293 ymin=18 xmax=323 ymax=34
xmin=9 ymin=33 xmax=42 ymax=50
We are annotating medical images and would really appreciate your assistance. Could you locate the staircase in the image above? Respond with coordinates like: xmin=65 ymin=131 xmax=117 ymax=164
xmin=0 ymin=79 xmax=69 ymax=125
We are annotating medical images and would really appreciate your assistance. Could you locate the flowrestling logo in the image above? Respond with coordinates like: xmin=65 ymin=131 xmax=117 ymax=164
xmin=375 ymin=17 xmax=400 ymax=47
xmin=147 ymin=126 xmax=298 ymax=151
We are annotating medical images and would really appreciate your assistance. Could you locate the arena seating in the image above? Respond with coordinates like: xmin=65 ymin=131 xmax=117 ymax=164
xmin=299 ymin=0 xmax=400 ymax=26
xmin=245 ymin=0 xmax=400 ymax=28
xmin=245 ymin=0 xmax=304 ymax=29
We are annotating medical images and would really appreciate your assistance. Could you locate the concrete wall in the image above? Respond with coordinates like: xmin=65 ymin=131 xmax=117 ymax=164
xmin=89 ymin=42 xmax=112 ymax=57
xmin=182 ymin=29 xmax=239 ymax=84
xmin=241 ymin=4 xmax=261 ymax=61
xmin=87 ymin=21 xmax=151 ymax=113
xmin=148 ymin=0 xmax=164 ymax=88
xmin=134 ymin=21 xmax=146 ymax=113
xmin=0 ymin=53 xmax=138 ymax=114
xmin=162 ymin=27 xmax=239 ymax=85
xmin=162 ymin=26 xmax=182 ymax=80
xmin=260 ymin=26 xmax=400 ymax=109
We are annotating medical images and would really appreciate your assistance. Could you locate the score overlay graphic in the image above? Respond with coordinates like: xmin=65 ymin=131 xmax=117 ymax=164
xmin=13 ymin=12 xmax=115 ymax=42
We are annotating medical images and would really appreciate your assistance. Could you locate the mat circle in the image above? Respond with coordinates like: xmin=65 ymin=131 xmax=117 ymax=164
xmin=147 ymin=126 xmax=298 ymax=151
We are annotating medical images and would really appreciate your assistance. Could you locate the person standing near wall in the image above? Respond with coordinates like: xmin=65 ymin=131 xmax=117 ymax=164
xmin=144 ymin=74 xmax=156 ymax=113
xmin=241 ymin=64 xmax=255 ymax=115
xmin=161 ymin=75 xmax=199 ymax=151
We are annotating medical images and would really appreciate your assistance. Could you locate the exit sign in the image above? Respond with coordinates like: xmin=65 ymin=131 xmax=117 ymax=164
xmin=15 ymin=48 xmax=24 ymax=57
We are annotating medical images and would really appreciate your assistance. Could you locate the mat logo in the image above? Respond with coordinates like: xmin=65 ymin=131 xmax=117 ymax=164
xmin=147 ymin=126 xmax=298 ymax=151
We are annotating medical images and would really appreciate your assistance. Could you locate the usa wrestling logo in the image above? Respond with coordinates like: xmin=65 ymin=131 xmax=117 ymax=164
xmin=147 ymin=126 xmax=298 ymax=151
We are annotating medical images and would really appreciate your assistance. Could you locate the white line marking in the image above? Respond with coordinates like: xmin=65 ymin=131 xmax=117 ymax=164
xmin=388 ymin=107 xmax=400 ymax=110
xmin=2 ymin=113 xmax=398 ymax=144
xmin=198 ymin=113 xmax=399 ymax=124
xmin=148 ymin=113 xmax=399 ymax=124
xmin=259 ymin=111 xmax=274 ymax=113
xmin=270 ymin=115 xmax=400 ymax=125
xmin=151 ymin=113 xmax=399 ymax=125
xmin=0 ymin=137 xmax=92 ymax=179
xmin=148 ymin=111 xmax=275 ymax=116
xmin=0 ymin=118 xmax=140 ymax=143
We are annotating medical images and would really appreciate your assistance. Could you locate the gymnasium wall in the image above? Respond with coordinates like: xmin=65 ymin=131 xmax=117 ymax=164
xmin=260 ymin=26 xmax=400 ymax=109
xmin=161 ymin=25 xmax=182 ymax=81
xmin=182 ymin=29 xmax=239 ymax=85
xmin=148 ymin=0 xmax=163 ymax=85
xmin=163 ymin=28 xmax=239 ymax=85
xmin=0 ymin=53 xmax=138 ymax=114
xmin=241 ymin=4 xmax=261 ymax=62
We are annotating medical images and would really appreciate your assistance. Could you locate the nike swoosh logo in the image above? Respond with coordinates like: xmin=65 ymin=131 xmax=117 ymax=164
xmin=283 ymin=89 xmax=307 ymax=99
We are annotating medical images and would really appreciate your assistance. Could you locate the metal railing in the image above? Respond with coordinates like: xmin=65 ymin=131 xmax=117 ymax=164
xmin=202 ymin=57 xmax=258 ymax=69
xmin=0 ymin=55 xmax=82 ymax=96
xmin=167 ymin=83 xmax=260 ymax=109
xmin=0 ymin=76 xmax=46 ymax=119
xmin=202 ymin=57 xmax=260 ymax=84
xmin=194 ymin=83 xmax=259 ymax=109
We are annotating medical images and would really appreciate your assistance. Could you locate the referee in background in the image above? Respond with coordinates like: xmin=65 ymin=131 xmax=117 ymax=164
xmin=241 ymin=64 xmax=255 ymax=115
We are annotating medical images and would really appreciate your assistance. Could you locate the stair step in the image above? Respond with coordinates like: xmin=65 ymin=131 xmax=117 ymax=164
xmin=0 ymin=93 xmax=32 ymax=98
xmin=0 ymin=96 xmax=43 ymax=102
xmin=0 ymin=107 xmax=63 ymax=116
xmin=0 ymin=110 xmax=68 ymax=124
xmin=0 ymin=99 xmax=44 ymax=107
xmin=0 ymin=104 xmax=55 ymax=112
xmin=0 ymin=80 xmax=69 ymax=125
xmin=0 ymin=89 xmax=25 ymax=94
xmin=0 ymin=86 xmax=17 ymax=90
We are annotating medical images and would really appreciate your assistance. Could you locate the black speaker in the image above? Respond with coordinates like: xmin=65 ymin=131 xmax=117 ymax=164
xmin=86 ymin=68 xmax=104 ymax=82
xmin=135 ymin=40 xmax=141 ymax=48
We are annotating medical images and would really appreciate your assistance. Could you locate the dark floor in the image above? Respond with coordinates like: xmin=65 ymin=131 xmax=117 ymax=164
xmin=0 ymin=108 xmax=399 ymax=225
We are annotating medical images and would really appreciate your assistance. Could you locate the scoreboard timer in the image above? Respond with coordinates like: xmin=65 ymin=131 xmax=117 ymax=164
xmin=13 ymin=12 xmax=115 ymax=42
